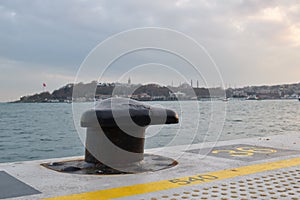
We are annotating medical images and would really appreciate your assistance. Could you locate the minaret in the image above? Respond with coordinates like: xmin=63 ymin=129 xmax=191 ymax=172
xmin=191 ymin=79 xmax=193 ymax=88
xmin=128 ymin=77 xmax=131 ymax=85
xmin=197 ymin=80 xmax=199 ymax=88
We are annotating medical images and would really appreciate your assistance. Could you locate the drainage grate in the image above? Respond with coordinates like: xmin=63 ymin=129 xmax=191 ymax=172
xmin=144 ymin=168 xmax=300 ymax=200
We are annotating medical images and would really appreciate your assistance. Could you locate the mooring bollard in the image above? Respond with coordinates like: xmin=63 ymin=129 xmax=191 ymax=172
xmin=42 ymin=97 xmax=179 ymax=174
xmin=80 ymin=98 xmax=179 ymax=166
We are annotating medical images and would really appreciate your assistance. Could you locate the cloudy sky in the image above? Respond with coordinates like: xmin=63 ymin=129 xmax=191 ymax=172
xmin=0 ymin=0 xmax=300 ymax=101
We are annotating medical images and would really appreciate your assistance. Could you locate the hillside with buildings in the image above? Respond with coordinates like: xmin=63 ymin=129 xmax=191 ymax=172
xmin=16 ymin=81 xmax=300 ymax=103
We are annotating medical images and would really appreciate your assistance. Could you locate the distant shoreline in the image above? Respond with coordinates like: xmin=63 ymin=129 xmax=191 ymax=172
xmin=9 ymin=98 xmax=300 ymax=104
xmin=13 ymin=81 xmax=300 ymax=103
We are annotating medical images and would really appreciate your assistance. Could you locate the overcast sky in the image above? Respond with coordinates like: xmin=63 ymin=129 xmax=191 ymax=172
xmin=0 ymin=0 xmax=300 ymax=102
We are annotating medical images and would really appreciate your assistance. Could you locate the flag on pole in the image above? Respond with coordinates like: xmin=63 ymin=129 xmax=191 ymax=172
xmin=42 ymin=83 xmax=46 ymax=92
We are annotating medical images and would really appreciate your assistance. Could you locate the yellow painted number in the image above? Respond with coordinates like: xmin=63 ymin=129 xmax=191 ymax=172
xmin=212 ymin=146 xmax=277 ymax=157
xmin=169 ymin=174 xmax=218 ymax=185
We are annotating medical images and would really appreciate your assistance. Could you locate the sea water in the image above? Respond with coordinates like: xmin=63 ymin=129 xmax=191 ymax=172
xmin=0 ymin=100 xmax=299 ymax=163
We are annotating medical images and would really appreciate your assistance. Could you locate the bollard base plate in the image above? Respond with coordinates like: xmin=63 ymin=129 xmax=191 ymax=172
xmin=41 ymin=154 xmax=177 ymax=175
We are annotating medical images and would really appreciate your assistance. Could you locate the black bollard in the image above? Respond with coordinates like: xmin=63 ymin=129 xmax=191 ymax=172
xmin=80 ymin=98 xmax=179 ymax=166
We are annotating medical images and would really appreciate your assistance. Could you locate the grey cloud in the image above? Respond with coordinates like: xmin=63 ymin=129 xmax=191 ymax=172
xmin=1 ymin=0 xmax=298 ymax=67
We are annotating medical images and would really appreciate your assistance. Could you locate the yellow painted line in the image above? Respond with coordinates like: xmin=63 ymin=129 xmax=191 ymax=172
xmin=45 ymin=157 xmax=300 ymax=200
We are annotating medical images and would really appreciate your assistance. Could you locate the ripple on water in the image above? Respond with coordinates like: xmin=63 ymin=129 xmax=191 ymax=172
xmin=36 ymin=149 xmax=54 ymax=152
xmin=40 ymin=138 xmax=54 ymax=142
xmin=228 ymin=119 xmax=243 ymax=122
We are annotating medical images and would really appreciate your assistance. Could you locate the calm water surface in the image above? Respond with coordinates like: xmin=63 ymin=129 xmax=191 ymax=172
xmin=0 ymin=100 xmax=299 ymax=163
